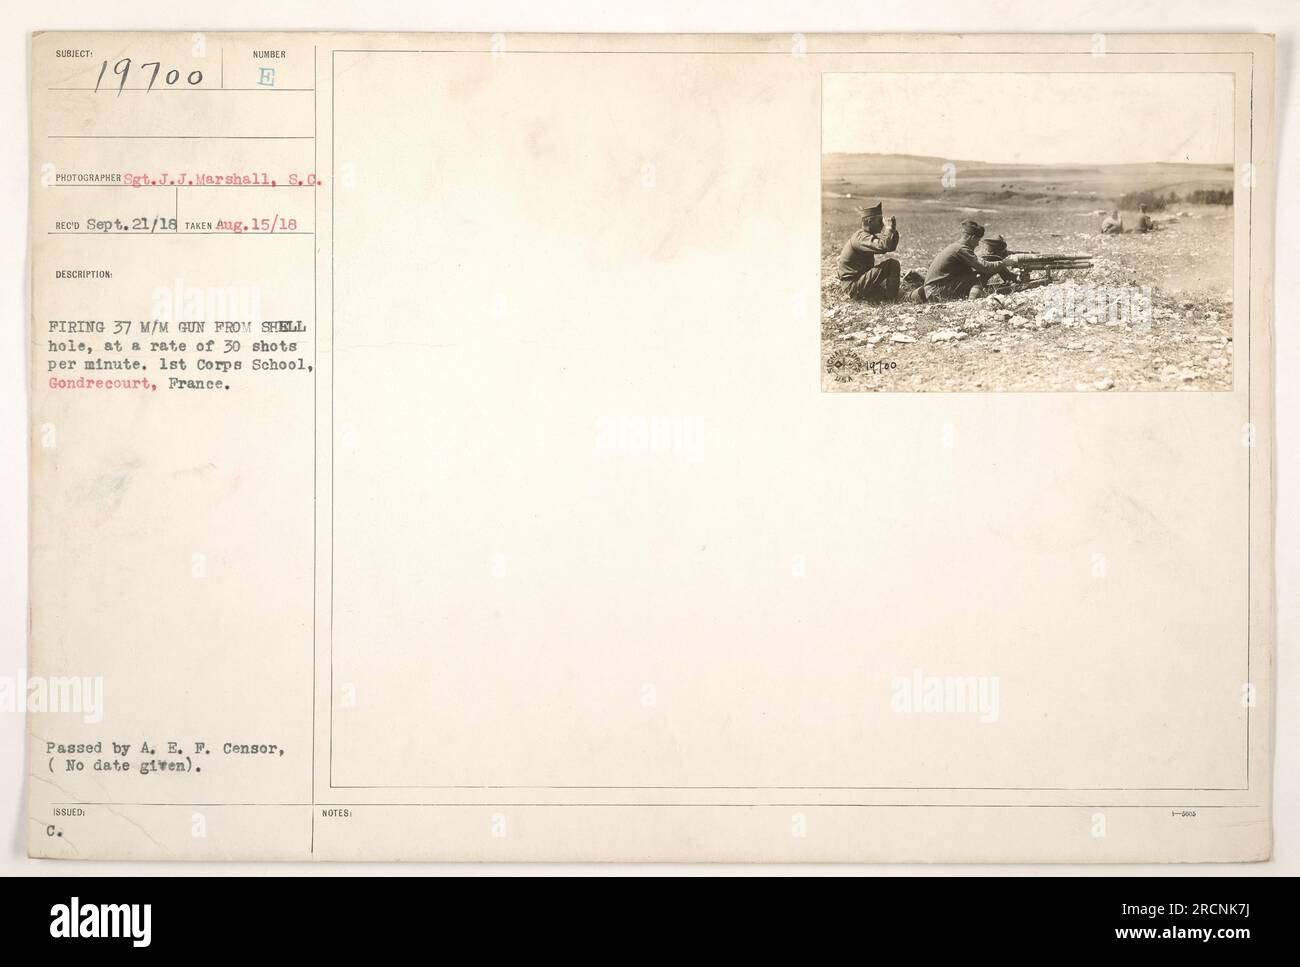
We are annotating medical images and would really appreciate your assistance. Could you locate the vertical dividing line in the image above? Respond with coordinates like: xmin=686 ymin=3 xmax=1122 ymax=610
xmin=329 ymin=48 xmax=335 ymax=790
xmin=311 ymin=42 xmax=319 ymax=852
xmin=1245 ymin=56 xmax=1253 ymax=788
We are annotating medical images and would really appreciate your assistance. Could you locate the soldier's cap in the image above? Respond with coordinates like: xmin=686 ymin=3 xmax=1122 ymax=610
xmin=960 ymin=219 xmax=985 ymax=238
xmin=977 ymin=234 xmax=1008 ymax=256
xmin=856 ymin=202 xmax=884 ymax=217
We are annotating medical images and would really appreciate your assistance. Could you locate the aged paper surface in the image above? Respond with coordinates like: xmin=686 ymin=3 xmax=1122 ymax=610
xmin=27 ymin=32 xmax=1273 ymax=861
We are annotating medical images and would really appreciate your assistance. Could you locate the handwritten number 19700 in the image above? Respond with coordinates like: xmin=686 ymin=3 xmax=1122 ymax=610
xmin=94 ymin=59 xmax=203 ymax=94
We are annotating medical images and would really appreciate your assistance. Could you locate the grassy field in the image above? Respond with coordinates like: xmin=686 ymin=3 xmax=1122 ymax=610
xmin=821 ymin=155 xmax=1235 ymax=392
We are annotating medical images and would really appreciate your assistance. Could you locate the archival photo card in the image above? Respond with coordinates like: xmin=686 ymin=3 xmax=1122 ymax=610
xmin=26 ymin=32 xmax=1273 ymax=863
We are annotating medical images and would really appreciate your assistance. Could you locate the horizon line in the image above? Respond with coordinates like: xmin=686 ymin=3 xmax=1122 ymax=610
xmin=822 ymin=151 xmax=1235 ymax=169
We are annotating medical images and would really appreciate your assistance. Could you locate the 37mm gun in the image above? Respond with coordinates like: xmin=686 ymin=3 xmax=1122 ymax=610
xmin=987 ymin=251 xmax=1095 ymax=294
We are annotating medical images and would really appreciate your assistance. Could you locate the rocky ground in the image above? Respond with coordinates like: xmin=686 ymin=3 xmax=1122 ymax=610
xmin=821 ymin=207 xmax=1235 ymax=392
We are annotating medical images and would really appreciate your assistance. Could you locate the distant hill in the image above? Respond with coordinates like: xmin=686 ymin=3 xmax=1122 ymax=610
xmin=822 ymin=153 xmax=1234 ymax=209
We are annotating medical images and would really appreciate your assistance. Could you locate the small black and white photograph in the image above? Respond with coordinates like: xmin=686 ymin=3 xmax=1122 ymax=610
xmin=821 ymin=72 xmax=1237 ymax=392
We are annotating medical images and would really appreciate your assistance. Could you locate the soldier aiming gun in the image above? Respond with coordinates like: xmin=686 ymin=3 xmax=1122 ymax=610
xmin=914 ymin=221 xmax=1022 ymax=302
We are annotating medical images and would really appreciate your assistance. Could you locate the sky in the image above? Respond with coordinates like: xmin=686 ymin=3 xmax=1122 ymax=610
xmin=822 ymin=72 xmax=1235 ymax=166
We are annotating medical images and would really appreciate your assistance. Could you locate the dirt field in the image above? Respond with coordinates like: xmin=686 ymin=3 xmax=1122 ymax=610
xmin=821 ymin=156 xmax=1235 ymax=392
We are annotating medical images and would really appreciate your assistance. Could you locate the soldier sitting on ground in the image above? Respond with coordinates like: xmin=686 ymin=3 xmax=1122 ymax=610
xmin=916 ymin=220 xmax=1021 ymax=303
xmin=836 ymin=201 xmax=901 ymax=303
xmin=1133 ymin=204 xmax=1155 ymax=233
xmin=1101 ymin=209 xmax=1124 ymax=234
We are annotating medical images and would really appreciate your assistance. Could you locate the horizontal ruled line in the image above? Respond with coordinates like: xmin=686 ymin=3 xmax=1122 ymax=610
xmin=48 ymin=135 xmax=314 ymax=140
xmin=48 ymin=87 xmax=315 ymax=92
xmin=52 ymin=801 xmax=1252 ymax=809
xmin=48 ymin=184 xmax=312 ymax=188
xmin=331 ymin=784 xmax=1252 ymax=792
xmin=48 ymin=231 xmax=314 ymax=236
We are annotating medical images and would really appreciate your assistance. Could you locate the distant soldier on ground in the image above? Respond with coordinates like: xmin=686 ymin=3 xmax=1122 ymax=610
xmin=1101 ymin=209 xmax=1124 ymax=234
xmin=918 ymin=220 xmax=1021 ymax=302
xmin=837 ymin=201 xmax=901 ymax=302
xmin=1133 ymin=204 xmax=1155 ymax=233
